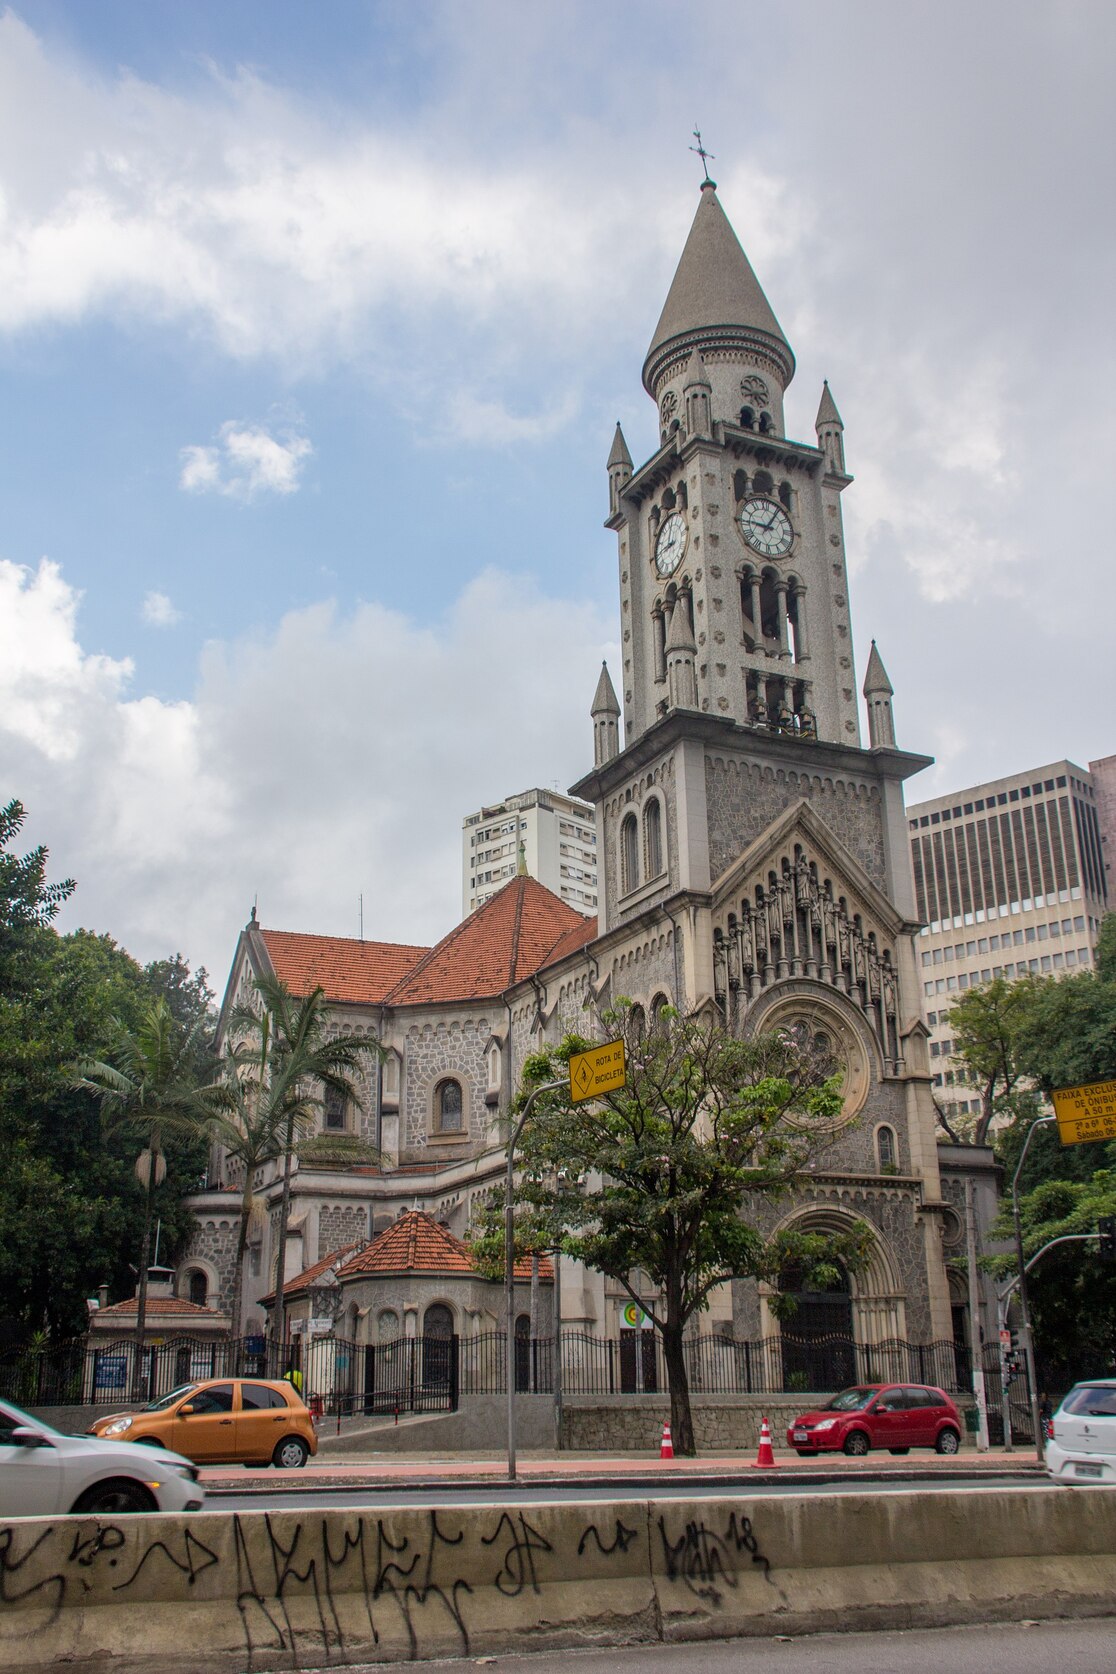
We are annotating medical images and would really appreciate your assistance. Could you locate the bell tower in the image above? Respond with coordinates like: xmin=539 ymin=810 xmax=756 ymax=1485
xmin=608 ymin=180 xmax=860 ymax=751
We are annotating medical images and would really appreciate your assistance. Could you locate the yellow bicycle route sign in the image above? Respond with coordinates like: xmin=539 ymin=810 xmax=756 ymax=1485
xmin=568 ymin=1038 xmax=627 ymax=1103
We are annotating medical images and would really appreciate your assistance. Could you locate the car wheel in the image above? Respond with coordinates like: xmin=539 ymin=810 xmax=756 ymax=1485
xmin=843 ymin=1430 xmax=870 ymax=1457
xmin=888 ymin=1447 xmax=910 ymax=1455
xmin=71 ymin=1478 xmax=157 ymax=1515
xmin=272 ymin=1435 xmax=309 ymax=1469
xmin=935 ymin=1427 xmax=960 ymax=1455
xmin=795 ymin=1449 xmax=818 ymax=1457
xmin=135 ymin=1436 xmax=165 ymax=1448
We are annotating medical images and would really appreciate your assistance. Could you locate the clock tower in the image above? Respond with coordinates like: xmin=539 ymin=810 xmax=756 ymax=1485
xmin=573 ymin=178 xmax=953 ymax=1345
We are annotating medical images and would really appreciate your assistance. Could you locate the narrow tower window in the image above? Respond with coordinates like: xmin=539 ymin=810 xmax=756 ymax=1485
xmin=621 ymin=813 xmax=640 ymax=893
xmin=644 ymin=798 xmax=664 ymax=879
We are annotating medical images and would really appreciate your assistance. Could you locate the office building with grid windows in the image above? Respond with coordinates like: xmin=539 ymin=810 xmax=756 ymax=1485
xmin=907 ymin=760 xmax=1109 ymax=1123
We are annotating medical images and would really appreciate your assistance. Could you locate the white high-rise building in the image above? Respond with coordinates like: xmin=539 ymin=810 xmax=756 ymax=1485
xmin=462 ymin=788 xmax=598 ymax=917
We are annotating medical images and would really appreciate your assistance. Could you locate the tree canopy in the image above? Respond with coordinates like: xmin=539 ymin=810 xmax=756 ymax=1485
xmin=472 ymin=1001 xmax=872 ymax=1455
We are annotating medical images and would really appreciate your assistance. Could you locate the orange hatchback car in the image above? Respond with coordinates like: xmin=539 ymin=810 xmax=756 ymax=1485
xmin=89 ymin=1378 xmax=318 ymax=1468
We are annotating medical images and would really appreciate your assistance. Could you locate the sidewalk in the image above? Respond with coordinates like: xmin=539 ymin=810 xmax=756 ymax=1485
xmin=199 ymin=1443 xmax=1043 ymax=1494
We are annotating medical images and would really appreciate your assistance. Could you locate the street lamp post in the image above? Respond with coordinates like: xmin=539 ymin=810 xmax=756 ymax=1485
xmin=1010 ymin=1115 xmax=1054 ymax=1460
xmin=505 ymin=1078 xmax=563 ymax=1482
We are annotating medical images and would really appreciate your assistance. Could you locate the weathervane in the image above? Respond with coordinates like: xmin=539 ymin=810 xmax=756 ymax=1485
xmin=690 ymin=127 xmax=716 ymax=187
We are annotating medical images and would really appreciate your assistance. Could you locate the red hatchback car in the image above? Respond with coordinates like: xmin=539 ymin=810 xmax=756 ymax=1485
xmin=787 ymin=1383 xmax=962 ymax=1456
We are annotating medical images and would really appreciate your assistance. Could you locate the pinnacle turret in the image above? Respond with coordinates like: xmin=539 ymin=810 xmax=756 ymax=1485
xmin=607 ymin=422 xmax=632 ymax=470
xmin=816 ymin=379 xmax=847 ymax=476
xmin=863 ymin=641 xmax=896 ymax=747
xmin=591 ymin=661 xmax=621 ymax=766
xmin=606 ymin=421 xmax=633 ymax=521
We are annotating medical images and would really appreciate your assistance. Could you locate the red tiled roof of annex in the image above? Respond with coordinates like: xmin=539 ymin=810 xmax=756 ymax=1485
xmin=93 ymin=1297 xmax=224 ymax=1318
xmin=259 ymin=1243 xmax=360 ymax=1307
xmin=260 ymin=930 xmax=430 ymax=1006
xmin=384 ymin=875 xmax=596 ymax=1006
xmin=337 ymin=1210 xmax=551 ymax=1282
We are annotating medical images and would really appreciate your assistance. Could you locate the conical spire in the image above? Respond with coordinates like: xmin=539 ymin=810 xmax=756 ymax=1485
xmin=683 ymin=347 xmax=710 ymax=390
xmin=862 ymin=640 xmax=893 ymax=696
xmin=643 ymin=182 xmax=793 ymax=396
xmin=863 ymin=641 xmax=896 ymax=748
xmin=607 ymin=422 xmax=632 ymax=470
xmin=591 ymin=660 xmax=621 ymax=767
xmin=591 ymin=660 xmax=621 ymax=716
xmin=815 ymin=379 xmax=843 ymax=429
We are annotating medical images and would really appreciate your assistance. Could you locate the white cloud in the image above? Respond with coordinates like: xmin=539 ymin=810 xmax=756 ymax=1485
xmin=142 ymin=590 xmax=181 ymax=627
xmin=0 ymin=557 xmax=615 ymax=985
xmin=179 ymin=421 xmax=312 ymax=499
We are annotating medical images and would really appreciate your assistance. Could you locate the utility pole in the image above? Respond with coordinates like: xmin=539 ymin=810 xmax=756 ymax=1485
xmin=964 ymin=1178 xmax=989 ymax=1451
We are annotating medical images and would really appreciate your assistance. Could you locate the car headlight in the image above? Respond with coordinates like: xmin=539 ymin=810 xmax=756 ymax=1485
xmin=102 ymin=1417 xmax=133 ymax=1436
xmin=812 ymin=1418 xmax=837 ymax=1431
xmin=167 ymin=1462 xmax=200 ymax=1482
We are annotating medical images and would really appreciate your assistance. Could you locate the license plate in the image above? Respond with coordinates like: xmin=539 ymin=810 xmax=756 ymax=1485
xmin=793 ymin=1430 xmax=808 ymax=1441
xmin=1075 ymin=1462 xmax=1103 ymax=1478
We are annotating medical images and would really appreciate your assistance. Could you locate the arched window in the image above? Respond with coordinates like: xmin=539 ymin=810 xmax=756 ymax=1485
xmin=424 ymin=1302 xmax=454 ymax=1339
xmin=733 ymin=469 xmax=749 ymax=502
xmin=435 ymin=1078 xmax=463 ymax=1133
xmin=621 ymin=813 xmax=640 ymax=893
xmin=876 ymin=1125 xmax=897 ymax=1171
xmin=323 ymin=1088 xmax=347 ymax=1130
xmin=739 ymin=406 xmax=755 ymax=429
xmin=753 ymin=469 xmax=774 ymax=496
xmin=188 ymin=1270 xmax=208 ymax=1308
xmin=779 ymin=481 xmax=793 ymax=511
xmin=377 ymin=1308 xmax=400 ymax=1343
xmin=758 ymin=411 xmax=774 ymax=434
xmin=649 ymin=992 xmax=671 ymax=1030
xmin=629 ymin=1003 xmax=647 ymax=1041
xmin=643 ymin=798 xmax=664 ymax=879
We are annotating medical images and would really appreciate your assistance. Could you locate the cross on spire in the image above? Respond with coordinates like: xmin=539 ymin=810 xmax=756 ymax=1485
xmin=689 ymin=127 xmax=716 ymax=187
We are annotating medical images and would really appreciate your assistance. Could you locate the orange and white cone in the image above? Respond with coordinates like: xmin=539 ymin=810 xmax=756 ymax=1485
xmin=752 ymin=1416 xmax=777 ymax=1468
xmin=660 ymin=1421 xmax=674 ymax=1460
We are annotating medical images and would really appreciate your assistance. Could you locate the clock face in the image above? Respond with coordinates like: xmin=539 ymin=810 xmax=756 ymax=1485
xmin=655 ymin=511 xmax=687 ymax=577
xmin=738 ymin=496 xmax=793 ymax=557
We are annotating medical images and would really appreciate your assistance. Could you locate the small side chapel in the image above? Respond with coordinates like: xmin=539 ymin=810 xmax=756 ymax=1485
xmin=180 ymin=178 xmax=956 ymax=1361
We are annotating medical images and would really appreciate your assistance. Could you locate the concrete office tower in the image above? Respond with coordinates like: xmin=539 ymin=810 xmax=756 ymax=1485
xmin=462 ymin=788 xmax=598 ymax=917
xmin=907 ymin=761 xmax=1109 ymax=1126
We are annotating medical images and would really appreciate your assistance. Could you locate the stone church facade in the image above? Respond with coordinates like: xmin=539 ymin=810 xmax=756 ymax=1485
xmin=179 ymin=179 xmax=955 ymax=1361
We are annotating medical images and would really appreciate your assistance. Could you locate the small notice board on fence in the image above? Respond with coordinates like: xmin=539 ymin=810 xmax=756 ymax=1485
xmin=569 ymin=1039 xmax=626 ymax=1103
xmin=1052 ymin=1079 xmax=1116 ymax=1145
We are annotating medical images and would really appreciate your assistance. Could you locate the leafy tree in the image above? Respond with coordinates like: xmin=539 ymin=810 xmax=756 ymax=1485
xmin=477 ymin=1002 xmax=872 ymax=1456
xmin=944 ymin=975 xmax=1040 ymax=1144
xmin=73 ymin=999 xmax=223 ymax=1392
xmin=0 ymin=799 xmax=74 ymax=955
xmin=225 ymin=975 xmax=376 ymax=1346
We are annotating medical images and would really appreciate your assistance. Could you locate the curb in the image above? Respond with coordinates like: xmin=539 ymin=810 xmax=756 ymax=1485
xmin=204 ymin=1463 xmax=1045 ymax=1498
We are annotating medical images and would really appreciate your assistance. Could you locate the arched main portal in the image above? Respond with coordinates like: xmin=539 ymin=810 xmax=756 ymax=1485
xmin=778 ymin=1263 xmax=855 ymax=1393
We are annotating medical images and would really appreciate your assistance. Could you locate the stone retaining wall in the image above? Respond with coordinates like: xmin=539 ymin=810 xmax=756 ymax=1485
xmin=1 ymin=1488 xmax=1112 ymax=1672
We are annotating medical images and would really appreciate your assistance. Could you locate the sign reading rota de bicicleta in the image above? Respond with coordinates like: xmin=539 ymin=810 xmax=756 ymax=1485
xmin=1051 ymin=1079 xmax=1116 ymax=1145
xmin=568 ymin=1039 xmax=627 ymax=1103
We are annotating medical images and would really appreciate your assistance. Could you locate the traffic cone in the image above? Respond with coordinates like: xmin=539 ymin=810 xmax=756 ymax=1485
xmin=752 ymin=1416 xmax=777 ymax=1468
xmin=660 ymin=1421 xmax=674 ymax=1460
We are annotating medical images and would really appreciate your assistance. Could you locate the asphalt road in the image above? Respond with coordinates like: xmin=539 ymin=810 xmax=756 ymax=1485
xmin=298 ymin=1619 xmax=1116 ymax=1674
xmin=211 ymin=1473 xmax=1042 ymax=1510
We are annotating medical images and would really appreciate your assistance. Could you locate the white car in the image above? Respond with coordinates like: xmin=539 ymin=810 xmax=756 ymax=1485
xmin=1045 ymin=1378 xmax=1116 ymax=1485
xmin=0 ymin=1397 xmax=204 ymax=1516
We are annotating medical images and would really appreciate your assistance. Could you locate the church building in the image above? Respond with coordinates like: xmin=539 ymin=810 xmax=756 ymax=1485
xmin=180 ymin=177 xmax=957 ymax=1367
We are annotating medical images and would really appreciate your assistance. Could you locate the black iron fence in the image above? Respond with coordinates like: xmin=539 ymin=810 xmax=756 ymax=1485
xmin=1 ymin=1328 xmax=994 ymax=1417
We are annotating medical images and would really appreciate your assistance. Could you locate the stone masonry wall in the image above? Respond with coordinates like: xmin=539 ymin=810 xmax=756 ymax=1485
xmin=706 ymin=754 xmax=886 ymax=888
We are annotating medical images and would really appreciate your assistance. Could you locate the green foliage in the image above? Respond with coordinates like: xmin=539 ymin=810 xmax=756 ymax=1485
xmin=944 ymin=976 xmax=1040 ymax=1144
xmin=472 ymin=1000 xmax=872 ymax=1453
xmin=0 ymin=801 xmax=211 ymax=1345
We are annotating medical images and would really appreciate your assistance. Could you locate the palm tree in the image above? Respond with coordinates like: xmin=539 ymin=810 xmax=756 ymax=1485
xmin=225 ymin=974 xmax=376 ymax=1354
xmin=74 ymin=998 xmax=220 ymax=1397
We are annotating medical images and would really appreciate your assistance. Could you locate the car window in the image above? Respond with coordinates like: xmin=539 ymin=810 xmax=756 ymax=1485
xmin=1062 ymin=1386 xmax=1116 ymax=1418
xmin=0 ymin=1411 xmax=20 ymax=1446
xmin=240 ymin=1383 xmax=288 ymax=1411
xmin=825 ymin=1388 xmax=876 ymax=1412
xmin=185 ymin=1383 xmax=235 ymax=1415
xmin=145 ymin=1383 xmax=198 ymax=1412
xmin=903 ymin=1387 xmax=933 ymax=1409
xmin=872 ymin=1389 xmax=905 ymax=1411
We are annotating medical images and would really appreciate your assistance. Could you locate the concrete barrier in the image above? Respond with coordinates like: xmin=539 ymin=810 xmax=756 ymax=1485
xmin=1 ymin=1488 xmax=1113 ymax=1672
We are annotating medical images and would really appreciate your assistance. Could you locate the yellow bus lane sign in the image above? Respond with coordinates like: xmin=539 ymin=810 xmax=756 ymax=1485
xmin=569 ymin=1039 xmax=627 ymax=1104
xmin=1051 ymin=1078 xmax=1116 ymax=1145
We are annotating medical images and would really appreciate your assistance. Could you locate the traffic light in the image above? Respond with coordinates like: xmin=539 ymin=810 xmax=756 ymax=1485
xmin=1099 ymin=1217 xmax=1116 ymax=1262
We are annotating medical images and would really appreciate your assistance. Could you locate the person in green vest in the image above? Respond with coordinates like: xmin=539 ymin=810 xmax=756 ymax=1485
xmin=282 ymin=1366 xmax=304 ymax=1395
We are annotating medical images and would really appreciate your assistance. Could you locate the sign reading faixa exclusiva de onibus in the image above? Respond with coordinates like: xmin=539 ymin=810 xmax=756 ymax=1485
xmin=1051 ymin=1079 xmax=1116 ymax=1145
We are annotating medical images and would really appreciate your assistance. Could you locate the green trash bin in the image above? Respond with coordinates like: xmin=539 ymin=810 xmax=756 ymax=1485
xmin=963 ymin=1407 xmax=981 ymax=1434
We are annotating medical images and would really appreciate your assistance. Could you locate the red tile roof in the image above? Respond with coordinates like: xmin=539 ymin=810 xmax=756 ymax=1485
xmin=94 ymin=1297 xmax=224 ymax=1318
xmin=259 ymin=1244 xmax=360 ymax=1307
xmin=336 ymin=1210 xmax=551 ymax=1281
xmin=384 ymin=876 xmax=595 ymax=1005
xmin=260 ymin=929 xmax=430 ymax=1005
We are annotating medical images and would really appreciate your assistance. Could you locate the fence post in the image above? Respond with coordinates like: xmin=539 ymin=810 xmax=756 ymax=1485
xmin=450 ymin=1334 xmax=460 ymax=1411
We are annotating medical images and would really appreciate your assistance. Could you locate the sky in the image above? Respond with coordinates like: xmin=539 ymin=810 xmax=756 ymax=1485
xmin=2 ymin=0 xmax=1114 ymax=990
